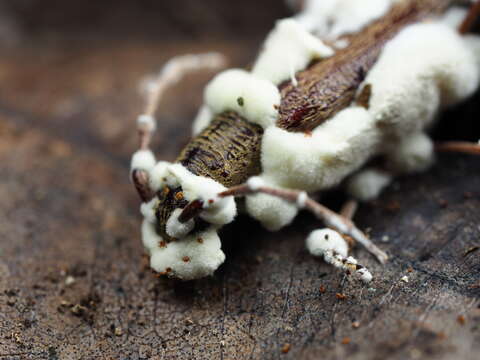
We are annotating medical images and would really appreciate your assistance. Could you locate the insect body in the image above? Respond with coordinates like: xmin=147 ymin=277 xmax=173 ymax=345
xmin=131 ymin=0 xmax=480 ymax=281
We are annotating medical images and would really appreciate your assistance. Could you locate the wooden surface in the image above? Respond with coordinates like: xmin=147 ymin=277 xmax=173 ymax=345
xmin=0 ymin=2 xmax=479 ymax=359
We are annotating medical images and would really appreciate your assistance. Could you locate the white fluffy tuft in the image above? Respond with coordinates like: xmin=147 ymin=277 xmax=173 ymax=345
xmin=260 ymin=107 xmax=378 ymax=192
xmin=149 ymin=228 xmax=225 ymax=280
xmin=148 ymin=161 xmax=171 ymax=191
xmin=306 ymin=228 xmax=348 ymax=258
xmin=246 ymin=192 xmax=298 ymax=231
xmin=296 ymin=0 xmax=397 ymax=39
xmin=166 ymin=208 xmax=195 ymax=239
xmin=192 ymin=105 xmax=213 ymax=136
xmin=137 ymin=114 xmax=156 ymax=132
xmin=204 ymin=69 xmax=280 ymax=128
xmin=366 ymin=23 xmax=479 ymax=137
xmin=252 ymin=18 xmax=334 ymax=85
xmin=167 ymin=164 xmax=237 ymax=225
xmin=387 ymin=132 xmax=434 ymax=173
xmin=347 ymin=169 xmax=392 ymax=202
xmin=130 ymin=149 xmax=156 ymax=172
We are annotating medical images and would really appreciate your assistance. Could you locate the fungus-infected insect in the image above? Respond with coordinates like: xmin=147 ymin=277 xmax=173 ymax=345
xmin=130 ymin=0 xmax=480 ymax=282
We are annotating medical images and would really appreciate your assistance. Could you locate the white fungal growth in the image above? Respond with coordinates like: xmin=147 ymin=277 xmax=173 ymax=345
xmin=148 ymin=227 xmax=226 ymax=280
xmin=166 ymin=164 xmax=237 ymax=225
xmin=296 ymin=191 xmax=308 ymax=209
xmin=139 ymin=163 xmax=237 ymax=279
xmin=296 ymin=0 xmax=398 ymax=39
xmin=356 ymin=268 xmax=373 ymax=283
xmin=166 ymin=208 xmax=195 ymax=239
xmin=386 ymin=132 xmax=434 ymax=174
xmin=148 ymin=161 xmax=171 ymax=192
xmin=205 ymin=69 xmax=281 ymax=129
xmin=247 ymin=176 xmax=265 ymax=191
xmin=441 ymin=6 xmax=468 ymax=29
xmin=141 ymin=220 xmax=162 ymax=255
xmin=140 ymin=198 xmax=158 ymax=224
xmin=245 ymin=192 xmax=299 ymax=231
xmin=130 ymin=149 xmax=156 ymax=172
xmin=137 ymin=114 xmax=156 ymax=132
xmin=192 ymin=105 xmax=213 ymax=136
xmin=306 ymin=229 xmax=373 ymax=283
xmin=306 ymin=228 xmax=348 ymax=257
xmin=260 ymin=107 xmax=378 ymax=192
xmin=347 ymin=169 xmax=392 ymax=202
xmin=252 ymin=18 xmax=334 ymax=85
xmin=366 ymin=23 xmax=479 ymax=136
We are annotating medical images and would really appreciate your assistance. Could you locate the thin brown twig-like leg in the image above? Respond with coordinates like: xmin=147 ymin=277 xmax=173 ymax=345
xmin=459 ymin=0 xmax=480 ymax=34
xmin=340 ymin=199 xmax=358 ymax=220
xmin=435 ymin=141 xmax=480 ymax=155
xmin=138 ymin=52 xmax=227 ymax=150
xmin=219 ymin=185 xmax=388 ymax=264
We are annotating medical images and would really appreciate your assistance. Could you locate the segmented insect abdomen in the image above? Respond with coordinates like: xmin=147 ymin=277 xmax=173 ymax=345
xmin=176 ymin=111 xmax=264 ymax=187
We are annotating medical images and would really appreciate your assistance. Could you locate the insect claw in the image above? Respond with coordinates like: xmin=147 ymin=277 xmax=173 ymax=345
xmin=132 ymin=169 xmax=154 ymax=202
xmin=178 ymin=199 xmax=205 ymax=223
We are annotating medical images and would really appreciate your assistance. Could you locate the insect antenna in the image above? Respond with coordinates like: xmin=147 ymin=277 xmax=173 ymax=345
xmin=130 ymin=52 xmax=227 ymax=201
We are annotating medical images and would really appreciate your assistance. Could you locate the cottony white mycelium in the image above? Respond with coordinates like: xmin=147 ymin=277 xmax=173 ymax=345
xmin=130 ymin=0 xmax=480 ymax=282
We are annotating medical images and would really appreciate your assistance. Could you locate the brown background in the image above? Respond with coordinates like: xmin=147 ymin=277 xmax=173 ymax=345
xmin=0 ymin=1 xmax=479 ymax=359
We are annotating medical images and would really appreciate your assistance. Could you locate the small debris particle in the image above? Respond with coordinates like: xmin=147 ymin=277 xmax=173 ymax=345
xmin=284 ymin=326 xmax=294 ymax=332
xmin=438 ymin=199 xmax=448 ymax=208
xmin=463 ymin=191 xmax=473 ymax=199
xmin=197 ymin=237 xmax=204 ymax=244
xmin=381 ymin=235 xmax=390 ymax=243
xmin=352 ymin=321 xmax=360 ymax=329
xmin=468 ymin=280 xmax=480 ymax=289
xmin=4 ymin=289 xmax=18 ymax=297
xmin=368 ymin=287 xmax=376 ymax=292
xmin=464 ymin=246 xmax=479 ymax=257
xmin=12 ymin=332 xmax=22 ymax=344
xmin=343 ymin=234 xmax=355 ymax=247
xmin=166 ymin=267 xmax=172 ymax=273
xmin=163 ymin=186 xmax=170 ymax=196
xmin=182 ymin=256 xmax=190 ymax=263
xmin=407 ymin=267 xmax=414 ymax=273
xmin=70 ymin=304 xmax=87 ymax=316
xmin=319 ymin=285 xmax=327 ymax=294
xmin=437 ymin=331 xmax=447 ymax=340
xmin=159 ymin=240 xmax=167 ymax=248
xmin=65 ymin=275 xmax=76 ymax=286
xmin=341 ymin=337 xmax=351 ymax=345
xmin=237 ymin=97 xmax=244 ymax=107
xmin=114 ymin=326 xmax=123 ymax=336
xmin=356 ymin=83 xmax=372 ymax=109
xmin=185 ymin=318 xmax=194 ymax=326
xmin=281 ymin=343 xmax=291 ymax=354
xmin=6 ymin=297 xmax=16 ymax=306
xmin=385 ymin=200 xmax=400 ymax=212
xmin=457 ymin=315 xmax=466 ymax=325
xmin=336 ymin=293 xmax=347 ymax=300
xmin=175 ymin=191 xmax=184 ymax=201
xmin=400 ymin=276 xmax=409 ymax=283
xmin=220 ymin=340 xmax=226 ymax=347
